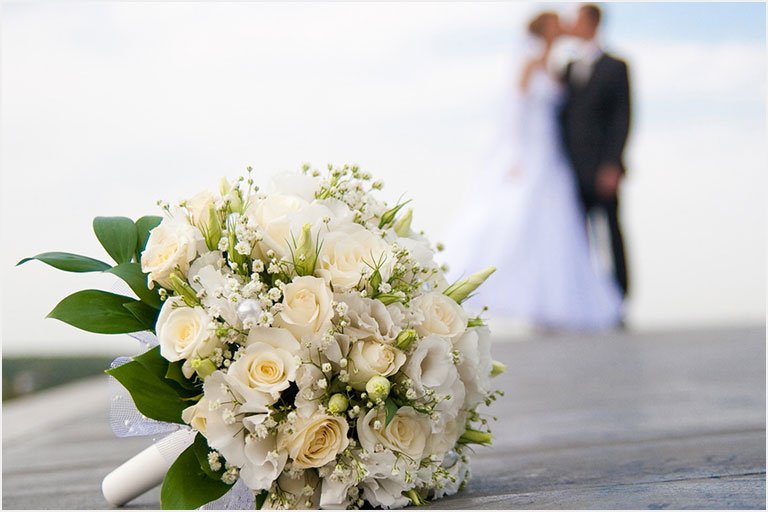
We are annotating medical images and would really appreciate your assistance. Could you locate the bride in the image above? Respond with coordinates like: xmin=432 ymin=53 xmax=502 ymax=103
xmin=442 ymin=11 xmax=623 ymax=330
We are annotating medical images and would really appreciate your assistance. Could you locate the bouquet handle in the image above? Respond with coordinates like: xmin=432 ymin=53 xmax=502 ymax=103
xmin=102 ymin=429 xmax=196 ymax=506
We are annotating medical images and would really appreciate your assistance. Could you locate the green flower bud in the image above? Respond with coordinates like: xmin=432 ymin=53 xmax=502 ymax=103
xmin=169 ymin=272 xmax=199 ymax=307
xmin=202 ymin=203 xmax=223 ymax=251
xmin=405 ymin=489 xmax=425 ymax=507
xmin=293 ymin=223 xmax=317 ymax=276
xmin=378 ymin=200 xmax=412 ymax=229
xmin=365 ymin=376 xmax=391 ymax=402
xmin=443 ymin=266 xmax=497 ymax=304
xmin=393 ymin=208 xmax=413 ymax=236
xmin=491 ymin=360 xmax=507 ymax=377
xmin=327 ymin=393 xmax=349 ymax=414
xmin=459 ymin=428 xmax=493 ymax=446
xmin=191 ymin=358 xmax=217 ymax=379
xmin=395 ymin=329 xmax=417 ymax=351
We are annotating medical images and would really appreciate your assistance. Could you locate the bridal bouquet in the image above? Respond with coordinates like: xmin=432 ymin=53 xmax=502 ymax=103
xmin=20 ymin=164 xmax=503 ymax=510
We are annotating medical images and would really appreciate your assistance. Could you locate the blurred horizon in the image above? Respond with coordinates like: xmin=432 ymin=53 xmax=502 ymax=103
xmin=2 ymin=1 xmax=765 ymax=355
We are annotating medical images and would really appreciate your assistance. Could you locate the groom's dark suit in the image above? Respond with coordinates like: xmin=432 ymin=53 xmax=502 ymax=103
xmin=560 ymin=52 xmax=631 ymax=296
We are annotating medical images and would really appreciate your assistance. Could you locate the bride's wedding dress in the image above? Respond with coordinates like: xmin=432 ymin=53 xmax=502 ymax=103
xmin=443 ymin=67 xmax=623 ymax=330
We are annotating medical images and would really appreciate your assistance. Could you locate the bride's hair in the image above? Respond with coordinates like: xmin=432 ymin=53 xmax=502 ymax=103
xmin=527 ymin=11 xmax=557 ymax=39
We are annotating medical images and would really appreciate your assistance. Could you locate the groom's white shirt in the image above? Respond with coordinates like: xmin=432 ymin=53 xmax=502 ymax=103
xmin=571 ymin=40 xmax=603 ymax=86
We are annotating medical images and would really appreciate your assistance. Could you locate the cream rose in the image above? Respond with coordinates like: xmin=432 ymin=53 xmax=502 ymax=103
xmin=357 ymin=406 xmax=431 ymax=461
xmin=141 ymin=218 xmax=202 ymax=289
xmin=277 ymin=276 xmax=334 ymax=340
xmin=347 ymin=340 xmax=406 ymax=391
xmin=156 ymin=297 xmax=212 ymax=362
xmin=278 ymin=414 xmax=350 ymax=469
xmin=317 ymin=224 xmax=392 ymax=290
xmin=412 ymin=292 xmax=467 ymax=339
xmin=226 ymin=327 xmax=300 ymax=407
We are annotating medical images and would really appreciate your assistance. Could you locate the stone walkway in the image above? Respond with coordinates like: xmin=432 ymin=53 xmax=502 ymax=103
xmin=2 ymin=326 xmax=765 ymax=509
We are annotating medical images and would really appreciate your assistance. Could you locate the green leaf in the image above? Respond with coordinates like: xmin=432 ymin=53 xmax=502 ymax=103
xmin=161 ymin=442 xmax=232 ymax=509
xmin=93 ymin=216 xmax=138 ymax=265
xmin=123 ymin=300 xmax=159 ymax=331
xmin=384 ymin=398 xmax=398 ymax=427
xmin=106 ymin=352 xmax=189 ymax=423
xmin=135 ymin=346 xmax=200 ymax=398
xmin=192 ymin=434 xmax=224 ymax=480
xmin=135 ymin=215 xmax=163 ymax=261
xmin=166 ymin=360 xmax=201 ymax=391
xmin=47 ymin=290 xmax=146 ymax=334
xmin=17 ymin=252 xmax=111 ymax=273
xmin=255 ymin=491 xmax=268 ymax=510
xmin=106 ymin=262 xmax=161 ymax=308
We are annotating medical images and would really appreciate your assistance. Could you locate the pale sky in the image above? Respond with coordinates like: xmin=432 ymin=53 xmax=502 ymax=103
xmin=2 ymin=1 xmax=765 ymax=355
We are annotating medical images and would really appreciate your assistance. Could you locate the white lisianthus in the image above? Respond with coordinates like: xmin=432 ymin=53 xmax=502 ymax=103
xmin=294 ymin=363 xmax=325 ymax=418
xmin=426 ymin=411 xmax=466 ymax=458
xmin=277 ymin=276 xmax=334 ymax=340
xmin=181 ymin=397 xmax=210 ymax=435
xmin=156 ymin=297 xmax=214 ymax=363
xmin=239 ymin=415 xmax=288 ymax=491
xmin=357 ymin=406 xmax=431 ymax=461
xmin=141 ymin=218 xmax=203 ymax=288
xmin=277 ymin=414 xmax=350 ymax=469
xmin=347 ymin=340 xmax=406 ymax=391
xmin=359 ymin=450 xmax=411 ymax=509
xmin=402 ymin=335 xmax=454 ymax=395
xmin=335 ymin=291 xmax=398 ymax=344
xmin=412 ymin=292 xmax=467 ymax=339
xmin=188 ymin=260 xmax=239 ymax=327
xmin=317 ymin=224 xmax=392 ymax=290
xmin=403 ymin=334 xmax=467 ymax=426
xmin=454 ymin=326 xmax=493 ymax=409
xmin=266 ymin=470 xmax=321 ymax=509
xmin=199 ymin=371 xmax=251 ymax=468
xmin=226 ymin=327 xmax=300 ymax=407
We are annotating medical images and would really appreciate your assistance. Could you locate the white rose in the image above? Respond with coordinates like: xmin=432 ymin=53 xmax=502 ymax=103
xmin=347 ymin=340 xmax=406 ymax=391
xmin=277 ymin=414 xmax=350 ymax=469
xmin=454 ymin=326 xmax=493 ymax=409
xmin=156 ymin=297 xmax=213 ymax=362
xmin=276 ymin=276 xmax=334 ymax=340
xmin=186 ymin=190 xmax=216 ymax=229
xmin=317 ymin=224 xmax=392 ymax=290
xmin=412 ymin=292 xmax=467 ymax=339
xmin=226 ymin=327 xmax=300 ymax=407
xmin=141 ymin=217 xmax=202 ymax=289
xmin=357 ymin=406 xmax=431 ymax=461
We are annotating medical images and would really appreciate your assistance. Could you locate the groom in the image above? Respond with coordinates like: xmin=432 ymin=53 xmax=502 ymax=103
xmin=560 ymin=3 xmax=632 ymax=297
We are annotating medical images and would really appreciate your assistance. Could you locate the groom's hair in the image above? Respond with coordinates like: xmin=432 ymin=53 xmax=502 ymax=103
xmin=580 ymin=4 xmax=602 ymax=27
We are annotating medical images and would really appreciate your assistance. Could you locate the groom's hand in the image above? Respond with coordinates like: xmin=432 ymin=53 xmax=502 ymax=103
xmin=596 ymin=164 xmax=622 ymax=199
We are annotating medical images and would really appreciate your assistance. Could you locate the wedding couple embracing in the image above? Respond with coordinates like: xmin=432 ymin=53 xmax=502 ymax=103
xmin=448 ymin=4 xmax=631 ymax=330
